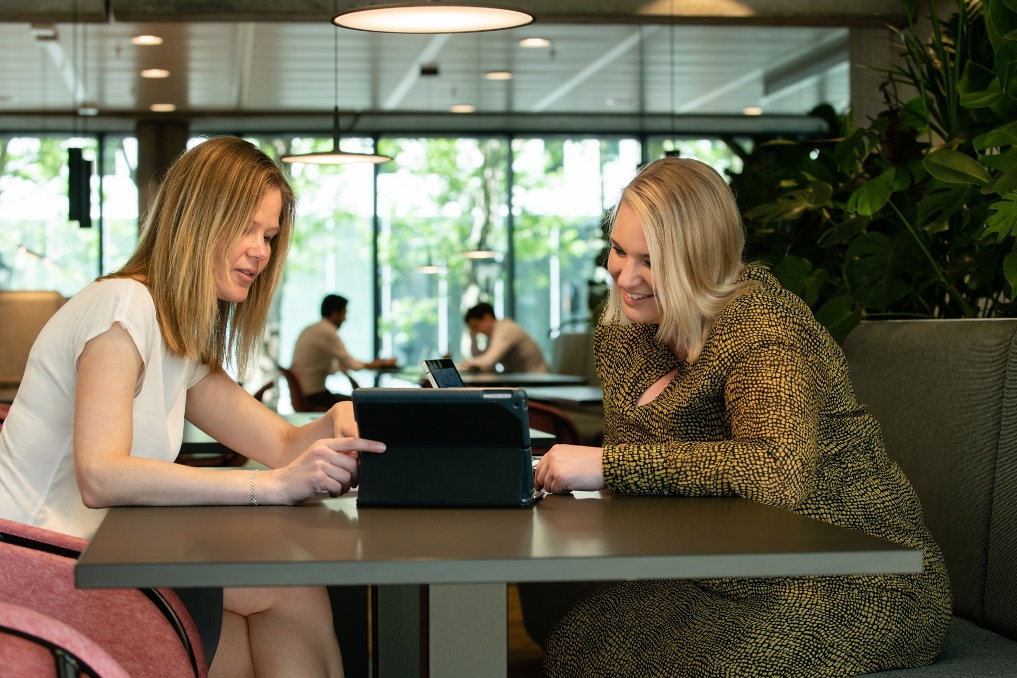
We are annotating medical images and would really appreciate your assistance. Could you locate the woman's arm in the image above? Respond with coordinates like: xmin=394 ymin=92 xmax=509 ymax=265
xmin=535 ymin=343 xmax=822 ymax=510
xmin=74 ymin=324 xmax=379 ymax=509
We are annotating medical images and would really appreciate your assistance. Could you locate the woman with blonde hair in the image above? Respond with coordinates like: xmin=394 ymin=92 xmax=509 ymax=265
xmin=533 ymin=157 xmax=951 ymax=676
xmin=0 ymin=136 xmax=383 ymax=677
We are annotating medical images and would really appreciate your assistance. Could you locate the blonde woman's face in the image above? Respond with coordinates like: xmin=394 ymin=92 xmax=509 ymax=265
xmin=215 ymin=187 xmax=282 ymax=303
xmin=608 ymin=201 xmax=660 ymax=324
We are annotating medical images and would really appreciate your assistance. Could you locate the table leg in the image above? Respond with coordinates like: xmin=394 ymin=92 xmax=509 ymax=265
xmin=376 ymin=584 xmax=425 ymax=678
xmin=429 ymin=583 xmax=507 ymax=678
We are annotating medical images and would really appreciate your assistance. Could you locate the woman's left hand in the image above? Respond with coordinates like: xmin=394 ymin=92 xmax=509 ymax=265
xmin=329 ymin=401 xmax=359 ymax=439
xmin=534 ymin=445 xmax=606 ymax=494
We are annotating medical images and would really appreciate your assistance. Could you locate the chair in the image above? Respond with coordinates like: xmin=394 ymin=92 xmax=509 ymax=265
xmin=278 ymin=366 xmax=331 ymax=412
xmin=527 ymin=400 xmax=582 ymax=454
xmin=0 ymin=600 xmax=131 ymax=678
xmin=0 ymin=517 xmax=207 ymax=678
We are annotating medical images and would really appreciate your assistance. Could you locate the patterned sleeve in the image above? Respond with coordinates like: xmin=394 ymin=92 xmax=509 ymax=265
xmin=602 ymin=341 xmax=823 ymax=510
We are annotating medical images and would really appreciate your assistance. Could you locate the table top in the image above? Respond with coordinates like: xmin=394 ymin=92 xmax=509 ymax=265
xmin=523 ymin=386 xmax=604 ymax=407
xmin=76 ymin=492 xmax=922 ymax=589
xmin=458 ymin=372 xmax=587 ymax=387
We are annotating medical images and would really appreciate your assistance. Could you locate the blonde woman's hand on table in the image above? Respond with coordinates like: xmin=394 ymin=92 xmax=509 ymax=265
xmin=328 ymin=401 xmax=359 ymax=439
xmin=534 ymin=444 xmax=606 ymax=494
xmin=263 ymin=436 xmax=385 ymax=504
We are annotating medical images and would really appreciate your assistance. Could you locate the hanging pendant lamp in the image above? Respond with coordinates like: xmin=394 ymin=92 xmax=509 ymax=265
xmin=282 ymin=24 xmax=391 ymax=165
xmin=281 ymin=106 xmax=391 ymax=164
xmin=333 ymin=1 xmax=533 ymax=34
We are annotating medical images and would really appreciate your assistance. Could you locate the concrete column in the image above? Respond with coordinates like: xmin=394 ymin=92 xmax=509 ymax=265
xmin=848 ymin=27 xmax=896 ymax=129
xmin=135 ymin=119 xmax=189 ymax=224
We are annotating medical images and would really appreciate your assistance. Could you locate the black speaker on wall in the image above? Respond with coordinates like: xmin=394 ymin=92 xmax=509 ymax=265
xmin=68 ymin=147 xmax=92 ymax=228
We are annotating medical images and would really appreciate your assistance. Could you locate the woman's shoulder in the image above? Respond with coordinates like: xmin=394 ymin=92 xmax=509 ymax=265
xmin=711 ymin=265 xmax=822 ymax=348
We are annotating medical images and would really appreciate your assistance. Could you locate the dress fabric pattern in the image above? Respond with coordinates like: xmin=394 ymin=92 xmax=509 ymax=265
xmin=543 ymin=266 xmax=952 ymax=678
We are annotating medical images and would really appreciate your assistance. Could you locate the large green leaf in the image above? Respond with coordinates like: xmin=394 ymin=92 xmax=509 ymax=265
xmin=772 ymin=255 xmax=828 ymax=307
xmin=923 ymin=149 xmax=993 ymax=186
xmin=982 ymin=195 xmax=1017 ymax=243
xmin=990 ymin=0 xmax=1017 ymax=50
xmin=818 ymin=216 xmax=870 ymax=247
xmin=1005 ymin=250 xmax=1017 ymax=295
xmin=992 ymin=165 xmax=1017 ymax=197
xmin=959 ymin=62 xmax=999 ymax=96
xmin=975 ymin=121 xmax=1017 ymax=152
xmin=814 ymin=295 xmax=861 ymax=344
xmin=745 ymin=181 xmax=832 ymax=223
xmin=846 ymin=171 xmax=893 ymax=216
xmin=984 ymin=148 xmax=1017 ymax=171
xmin=844 ymin=232 xmax=912 ymax=310
xmin=900 ymin=96 xmax=928 ymax=133
xmin=998 ymin=38 xmax=1017 ymax=93
xmin=917 ymin=180 xmax=970 ymax=231
xmin=961 ymin=78 xmax=1004 ymax=108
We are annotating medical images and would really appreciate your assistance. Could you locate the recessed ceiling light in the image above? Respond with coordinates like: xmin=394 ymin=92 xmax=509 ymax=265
xmin=141 ymin=69 xmax=170 ymax=79
xmin=743 ymin=106 xmax=763 ymax=116
xmin=150 ymin=103 xmax=176 ymax=112
xmin=484 ymin=71 xmax=513 ymax=80
xmin=131 ymin=35 xmax=163 ymax=46
xmin=451 ymin=104 xmax=476 ymax=113
xmin=518 ymin=37 xmax=550 ymax=48
xmin=77 ymin=105 xmax=99 ymax=116
xmin=334 ymin=4 xmax=533 ymax=34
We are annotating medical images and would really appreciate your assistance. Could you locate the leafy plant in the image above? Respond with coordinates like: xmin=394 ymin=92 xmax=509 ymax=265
xmin=730 ymin=0 xmax=1017 ymax=341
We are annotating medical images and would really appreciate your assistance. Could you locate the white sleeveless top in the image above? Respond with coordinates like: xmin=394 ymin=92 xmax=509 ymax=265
xmin=0 ymin=279 xmax=209 ymax=539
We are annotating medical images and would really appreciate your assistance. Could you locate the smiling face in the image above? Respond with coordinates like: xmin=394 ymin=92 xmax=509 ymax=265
xmin=214 ymin=187 xmax=282 ymax=303
xmin=607 ymin=200 xmax=661 ymax=325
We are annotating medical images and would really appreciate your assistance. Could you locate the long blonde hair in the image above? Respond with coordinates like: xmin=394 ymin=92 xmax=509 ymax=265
xmin=603 ymin=157 xmax=756 ymax=361
xmin=108 ymin=136 xmax=294 ymax=376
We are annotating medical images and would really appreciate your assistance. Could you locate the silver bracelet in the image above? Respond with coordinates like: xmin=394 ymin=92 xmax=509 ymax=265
xmin=250 ymin=469 xmax=259 ymax=506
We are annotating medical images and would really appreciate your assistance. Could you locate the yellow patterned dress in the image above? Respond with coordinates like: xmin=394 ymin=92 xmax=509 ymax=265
xmin=543 ymin=266 xmax=952 ymax=678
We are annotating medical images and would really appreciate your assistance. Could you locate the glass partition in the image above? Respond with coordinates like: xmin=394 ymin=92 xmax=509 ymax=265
xmin=376 ymin=137 xmax=508 ymax=365
xmin=511 ymin=138 xmax=642 ymax=358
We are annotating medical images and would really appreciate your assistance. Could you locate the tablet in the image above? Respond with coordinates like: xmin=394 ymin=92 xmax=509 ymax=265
xmin=420 ymin=358 xmax=465 ymax=388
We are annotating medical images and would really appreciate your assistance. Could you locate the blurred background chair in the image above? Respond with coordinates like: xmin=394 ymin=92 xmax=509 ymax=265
xmin=0 ymin=517 xmax=207 ymax=678
xmin=527 ymin=401 xmax=582 ymax=455
xmin=0 ymin=600 xmax=131 ymax=678
xmin=278 ymin=366 xmax=330 ymax=412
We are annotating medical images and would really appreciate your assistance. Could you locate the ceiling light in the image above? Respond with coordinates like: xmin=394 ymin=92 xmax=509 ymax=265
xmin=743 ymin=106 xmax=763 ymax=116
xmin=281 ymin=107 xmax=392 ymax=165
xmin=333 ymin=2 xmax=533 ymax=34
xmin=484 ymin=71 xmax=513 ymax=80
xmin=131 ymin=35 xmax=163 ymax=46
xmin=463 ymin=249 xmax=498 ymax=259
xmin=450 ymin=104 xmax=476 ymax=113
xmin=150 ymin=103 xmax=176 ymax=112
xmin=77 ymin=105 xmax=99 ymax=116
xmin=417 ymin=264 xmax=444 ymax=274
xmin=518 ymin=37 xmax=550 ymax=48
xmin=141 ymin=69 xmax=170 ymax=79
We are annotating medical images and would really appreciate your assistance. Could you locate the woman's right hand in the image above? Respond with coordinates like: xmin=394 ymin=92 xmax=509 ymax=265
xmin=264 ymin=437 xmax=385 ymax=504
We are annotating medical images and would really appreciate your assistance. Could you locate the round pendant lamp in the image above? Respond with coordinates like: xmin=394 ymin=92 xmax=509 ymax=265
xmin=282 ymin=23 xmax=391 ymax=165
xmin=333 ymin=1 xmax=533 ymax=34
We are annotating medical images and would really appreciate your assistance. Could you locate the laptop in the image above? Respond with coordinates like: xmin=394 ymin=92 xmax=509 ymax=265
xmin=354 ymin=386 xmax=542 ymax=507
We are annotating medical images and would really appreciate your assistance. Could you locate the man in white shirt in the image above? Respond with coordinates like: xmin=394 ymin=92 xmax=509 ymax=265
xmin=290 ymin=295 xmax=394 ymax=407
xmin=460 ymin=303 xmax=548 ymax=373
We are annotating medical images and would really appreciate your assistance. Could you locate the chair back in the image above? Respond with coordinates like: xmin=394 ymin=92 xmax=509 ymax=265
xmin=278 ymin=366 xmax=329 ymax=412
xmin=0 ymin=518 xmax=207 ymax=677
xmin=0 ymin=600 xmax=131 ymax=678
xmin=527 ymin=400 xmax=582 ymax=454
xmin=550 ymin=332 xmax=599 ymax=386
xmin=842 ymin=319 xmax=1017 ymax=641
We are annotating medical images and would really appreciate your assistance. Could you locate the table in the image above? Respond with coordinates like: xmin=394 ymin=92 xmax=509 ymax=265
xmin=77 ymin=492 xmax=922 ymax=678
xmin=523 ymin=385 xmax=604 ymax=408
xmin=458 ymin=372 xmax=586 ymax=387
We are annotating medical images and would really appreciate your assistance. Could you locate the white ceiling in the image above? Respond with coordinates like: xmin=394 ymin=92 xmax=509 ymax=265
xmin=0 ymin=20 xmax=849 ymax=133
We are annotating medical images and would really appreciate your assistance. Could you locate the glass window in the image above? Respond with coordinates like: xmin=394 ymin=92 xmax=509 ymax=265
xmin=645 ymin=138 xmax=745 ymax=177
xmin=251 ymin=136 xmax=377 ymax=408
xmin=100 ymin=135 xmax=140 ymax=275
xmin=511 ymin=138 xmax=642 ymax=357
xmin=376 ymin=137 xmax=508 ymax=366
xmin=0 ymin=136 xmax=100 ymax=295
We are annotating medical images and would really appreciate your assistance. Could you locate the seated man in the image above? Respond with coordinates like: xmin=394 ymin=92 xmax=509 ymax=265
xmin=291 ymin=294 xmax=395 ymax=407
xmin=460 ymin=302 xmax=548 ymax=373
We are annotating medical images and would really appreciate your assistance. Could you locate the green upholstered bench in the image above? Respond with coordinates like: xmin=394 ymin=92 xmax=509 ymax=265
xmin=843 ymin=319 xmax=1017 ymax=675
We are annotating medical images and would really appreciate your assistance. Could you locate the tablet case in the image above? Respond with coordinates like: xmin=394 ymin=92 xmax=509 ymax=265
xmin=353 ymin=388 xmax=541 ymax=507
